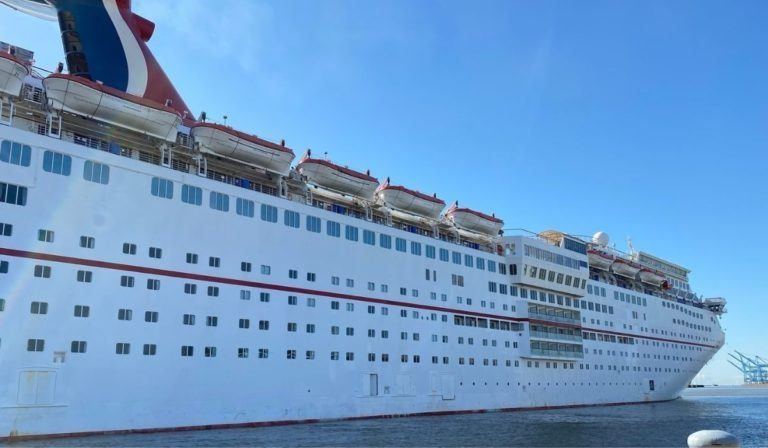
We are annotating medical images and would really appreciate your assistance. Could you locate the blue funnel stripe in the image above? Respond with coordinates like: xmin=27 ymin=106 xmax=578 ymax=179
xmin=55 ymin=0 xmax=129 ymax=91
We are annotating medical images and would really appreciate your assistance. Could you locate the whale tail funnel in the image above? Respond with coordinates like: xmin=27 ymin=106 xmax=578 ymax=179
xmin=1 ymin=0 xmax=193 ymax=118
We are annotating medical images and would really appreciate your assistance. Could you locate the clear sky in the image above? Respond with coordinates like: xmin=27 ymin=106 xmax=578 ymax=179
xmin=2 ymin=0 xmax=766 ymax=384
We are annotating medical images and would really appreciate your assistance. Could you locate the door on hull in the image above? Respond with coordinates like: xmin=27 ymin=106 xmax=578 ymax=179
xmin=369 ymin=374 xmax=379 ymax=397
xmin=17 ymin=370 xmax=56 ymax=405
xmin=429 ymin=372 xmax=439 ymax=395
xmin=649 ymin=380 xmax=655 ymax=392
xmin=441 ymin=374 xmax=455 ymax=400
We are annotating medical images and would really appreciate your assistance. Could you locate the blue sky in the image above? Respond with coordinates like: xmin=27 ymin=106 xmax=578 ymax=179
xmin=2 ymin=0 xmax=766 ymax=384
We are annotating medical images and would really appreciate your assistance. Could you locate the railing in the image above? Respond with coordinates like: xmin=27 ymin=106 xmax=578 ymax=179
xmin=21 ymin=84 xmax=44 ymax=104
xmin=529 ymin=348 xmax=584 ymax=359
xmin=170 ymin=158 xmax=190 ymax=173
xmin=590 ymin=270 xmax=705 ymax=308
xmin=528 ymin=310 xmax=580 ymax=326
xmin=310 ymin=199 xmax=496 ymax=253
xmin=9 ymin=89 xmax=502 ymax=255
xmin=529 ymin=330 xmax=582 ymax=342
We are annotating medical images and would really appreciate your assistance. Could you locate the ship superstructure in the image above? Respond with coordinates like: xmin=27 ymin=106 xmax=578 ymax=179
xmin=0 ymin=1 xmax=726 ymax=440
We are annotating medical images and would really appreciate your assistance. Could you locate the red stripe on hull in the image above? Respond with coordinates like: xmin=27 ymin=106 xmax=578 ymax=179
xmin=0 ymin=247 xmax=718 ymax=349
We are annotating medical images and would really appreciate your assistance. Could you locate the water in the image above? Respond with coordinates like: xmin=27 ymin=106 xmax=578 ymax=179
xmin=7 ymin=388 xmax=767 ymax=447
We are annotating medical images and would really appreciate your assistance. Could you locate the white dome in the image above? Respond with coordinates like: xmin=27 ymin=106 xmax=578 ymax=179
xmin=592 ymin=231 xmax=609 ymax=246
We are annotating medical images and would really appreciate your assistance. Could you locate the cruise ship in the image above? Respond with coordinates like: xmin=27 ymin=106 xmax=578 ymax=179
xmin=0 ymin=0 xmax=726 ymax=440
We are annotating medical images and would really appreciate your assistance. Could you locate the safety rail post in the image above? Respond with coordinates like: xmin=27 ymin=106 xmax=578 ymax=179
xmin=46 ymin=111 xmax=61 ymax=138
xmin=0 ymin=96 xmax=14 ymax=126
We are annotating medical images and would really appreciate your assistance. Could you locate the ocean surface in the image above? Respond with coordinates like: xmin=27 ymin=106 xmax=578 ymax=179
xmin=6 ymin=387 xmax=767 ymax=447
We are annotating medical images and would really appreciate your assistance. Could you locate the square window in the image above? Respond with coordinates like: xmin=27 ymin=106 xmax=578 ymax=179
xmin=37 ymin=229 xmax=54 ymax=243
xmin=74 ymin=304 xmax=90 ymax=317
xmin=27 ymin=339 xmax=45 ymax=352
xmin=79 ymin=236 xmax=95 ymax=249
xmin=0 ymin=222 xmax=13 ymax=237
xmin=116 ymin=342 xmax=130 ymax=355
xmin=148 ymin=247 xmax=162 ymax=259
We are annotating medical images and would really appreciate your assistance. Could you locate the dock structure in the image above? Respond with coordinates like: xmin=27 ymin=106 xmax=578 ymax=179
xmin=728 ymin=351 xmax=768 ymax=384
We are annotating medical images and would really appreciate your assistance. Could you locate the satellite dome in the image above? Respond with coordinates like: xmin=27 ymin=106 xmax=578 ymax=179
xmin=592 ymin=231 xmax=609 ymax=246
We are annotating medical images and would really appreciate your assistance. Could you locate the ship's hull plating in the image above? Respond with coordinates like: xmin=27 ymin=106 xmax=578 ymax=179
xmin=0 ymin=125 xmax=723 ymax=439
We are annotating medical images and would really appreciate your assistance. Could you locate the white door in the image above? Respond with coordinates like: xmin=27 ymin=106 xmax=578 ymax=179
xmin=369 ymin=374 xmax=379 ymax=396
xmin=17 ymin=370 xmax=56 ymax=405
xmin=441 ymin=374 xmax=455 ymax=400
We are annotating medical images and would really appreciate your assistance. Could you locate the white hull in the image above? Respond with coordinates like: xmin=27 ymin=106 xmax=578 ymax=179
xmin=43 ymin=75 xmax=181 ymax=142
xmin=377 ymin=186 xmax=444 ymax=219
xmin=0 ymin=125 xmax=724 ymax=439
xmin=298 ymin=159 xmax=378 ymax=199
xmin=191 ymin=124 xmax=294 ymax=175
xmin=0 ymin=52 xmax=27 ymax=97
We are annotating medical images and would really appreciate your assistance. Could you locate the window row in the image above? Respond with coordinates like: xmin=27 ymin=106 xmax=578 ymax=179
xmin=149 ymin=177 xmax=505 ymax=270
xmin=26 ymin=339 xmax=526 ymax=367
xmin=525 ymin=264 xmax=587 ymax=290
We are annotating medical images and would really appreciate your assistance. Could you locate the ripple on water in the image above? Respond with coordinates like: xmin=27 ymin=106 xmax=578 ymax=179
xmin=6 ymin=390 xmax=768 ymax=447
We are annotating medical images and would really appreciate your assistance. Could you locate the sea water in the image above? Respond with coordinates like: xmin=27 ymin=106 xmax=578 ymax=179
xmin=7 ymin=387 xmax=768 ymax=447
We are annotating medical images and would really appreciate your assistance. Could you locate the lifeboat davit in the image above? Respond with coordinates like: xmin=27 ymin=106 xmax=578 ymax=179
xmin=445 ymin=202 xmax=503 ymax=236
xmin=191 ymin=122 xmax=295 ymax=175
xmin=611 ymin=258 xmax=641 ymax=278
xmin=376 ymin=178 xmax=445 ymax=219
xmin=587 ymin=249 xmax=614 ymax=270
xmin=297 ymin=151 xmax=378 ymax=199
xmin=638 ymin=268 xmax=667 ymax=287
xmin=43 ymin=74 xmax=182 ymax=142
xmin=0 ymin=51 xmax=29 ymax=97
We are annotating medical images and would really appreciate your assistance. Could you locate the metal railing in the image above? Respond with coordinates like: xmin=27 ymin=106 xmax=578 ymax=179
xmin=528 ymin=310 xmax=580 ymax=326
xmin=529 ymin=330 xmax=582 ymax=342
xmin=530 ymin=348 xmax=584 ymax=359
xmin=7 ymin=88 xmax=501 ymax=255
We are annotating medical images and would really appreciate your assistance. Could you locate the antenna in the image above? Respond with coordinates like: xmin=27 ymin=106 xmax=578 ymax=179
xmin=627 ymin=237 xmax=636 ymax=258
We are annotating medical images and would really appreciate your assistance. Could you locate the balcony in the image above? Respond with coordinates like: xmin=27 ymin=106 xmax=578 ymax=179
xmin=529 ymin=348 xmax=585 ymax=359
xmin=528 ymin=309 xmax=580 ymax=326
xmin=529 ymin=330 xmax=583 ymax=343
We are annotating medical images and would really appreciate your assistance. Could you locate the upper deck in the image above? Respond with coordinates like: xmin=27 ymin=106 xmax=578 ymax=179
xmin=0 ymin=62 xmax=506 ymax=256
xmin=0 ymin=44 xmax=724 ymax=317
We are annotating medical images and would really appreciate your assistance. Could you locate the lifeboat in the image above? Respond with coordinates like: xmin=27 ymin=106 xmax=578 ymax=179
xmin=445 ymin=202 xmax=503 ymax=236
xmin=43 ymin=74 xmax=182 ymax=142
xmin=191 ymin=122 xmax=294 ymax=175
xmin=703 ymin=297 xmax=726 ymax=313
xmin=0 ymin=51 xmax=29 ymax=97
xmin=587 ymin=249 xmax=614 ymax=270
xmin=638 ymin=268 xmax=667 ymax=287
xmin=611 ymin=258 xmax=641 ymax=278
xmin=296 ymin=151 xmax=378 ymax=199
xmin=376 ymin=178 xmax=445 ymax=219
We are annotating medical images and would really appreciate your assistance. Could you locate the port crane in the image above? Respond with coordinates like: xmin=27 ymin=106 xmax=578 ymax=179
xmin=728 ymin=351 xmax=768 ymax=384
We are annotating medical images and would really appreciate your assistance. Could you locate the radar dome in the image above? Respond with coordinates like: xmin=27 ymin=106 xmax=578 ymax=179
xmin=592 ymin=231 xmax=609 ymax=246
